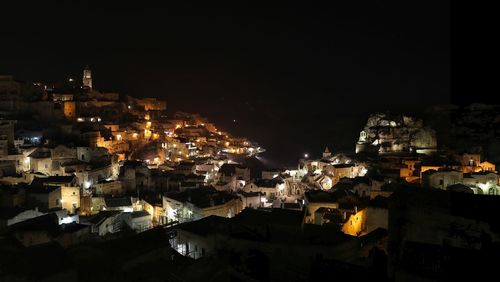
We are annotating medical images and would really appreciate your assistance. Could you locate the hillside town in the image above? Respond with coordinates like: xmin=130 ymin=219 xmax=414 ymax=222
xmin=1 ymin=68 xmax=499 ymax=281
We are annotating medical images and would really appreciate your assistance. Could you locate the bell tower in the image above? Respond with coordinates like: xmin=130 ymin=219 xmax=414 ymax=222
xmin=83 ymin=65 xmax=92 ymax=90
xmin=322 ymin=146 xmax=331 ymax=159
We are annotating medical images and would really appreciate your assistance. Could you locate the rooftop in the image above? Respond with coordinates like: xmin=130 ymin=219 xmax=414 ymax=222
xmin=369 ymin=196 xmax=389 ymax=209
xmin=331 ymin=164 xmax=356 ymax=168
xmin=305 ymin=189 xmax=351 ymax=203
xmin=237 ymin=191 xmax=263 ymax=197
xmin=0 ymin=207 xmax=32 ymax=220
xmin=171 ymin=215 xmax=229 ymax=237
xmin=165 ymin=186 xmax=239 ymax=209
xmin=283 ymin=203 xmax=302 ymax=210
xmin=130 ymin=210 xmax=150 ymax=218
xmin=390 ymin=187 xmax=500 ymax=233
xmin=85 ymin=210 xmax=121 ymax=225
xmin=104 ymin=197 xmax=132 ymax=207
xmin=234 ymin=208 xmax=304 ymax=228
xmin=31 ymin=175 xmax=75 ymax=186
xmin=27 ymin=148 xmax=51 ymax=159
xmin=5 ymin=213 xmax=60 ymax=236
xmin=219 ymin=163 xmax=247 ymax=176
xmin=253 ymin=178 xmax=284 ymax=188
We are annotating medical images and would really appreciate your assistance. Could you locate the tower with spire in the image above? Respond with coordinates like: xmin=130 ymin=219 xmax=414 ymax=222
xmin=82 ymin=65 xmax=92 ymax=90
xmin=322 ymin=146 xmax=331 ymax=159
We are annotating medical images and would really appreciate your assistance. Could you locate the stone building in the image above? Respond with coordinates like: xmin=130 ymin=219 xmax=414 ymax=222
xmin=162 ymin=186 xmax=242 ymax=223
xmin=82 ymin=66 xmax=92 ymax=90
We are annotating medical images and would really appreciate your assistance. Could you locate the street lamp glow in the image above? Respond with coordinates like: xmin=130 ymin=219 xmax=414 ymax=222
xmin=304 ymin=153 xmax=309 ymax=158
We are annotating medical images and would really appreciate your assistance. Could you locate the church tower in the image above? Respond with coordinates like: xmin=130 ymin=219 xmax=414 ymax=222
xmin=322 ymin=146 xmax=331 ymax=159
xmin=83 ymin=65 xmax=92 ymax=90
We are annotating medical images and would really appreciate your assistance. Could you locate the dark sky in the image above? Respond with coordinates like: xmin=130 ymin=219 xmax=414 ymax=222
xmin=0 ymin=3 xmax=450 ymax=166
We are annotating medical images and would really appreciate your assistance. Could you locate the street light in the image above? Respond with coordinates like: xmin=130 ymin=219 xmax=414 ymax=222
xmin=304 ymin=153 xmax=309 ymax=158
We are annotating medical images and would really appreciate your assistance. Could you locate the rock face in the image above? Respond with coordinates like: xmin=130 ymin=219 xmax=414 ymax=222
xmin=355 ymin=113 xmax=437 ymax=155
xmin=426 ymin=103 xmax=500 ymax=162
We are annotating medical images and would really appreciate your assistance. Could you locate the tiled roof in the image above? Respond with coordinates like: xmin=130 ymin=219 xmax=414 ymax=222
xmin=31 ymin=175 xmax=75 ymax=186
xmin=105 ymin=197 xmax=132 ymax=207
xmin=86 ymin=210 xmax=121 ymax=225
xmin=253 ymin=178 xmax=284 ymax=188
xmin=130 ymin=210 xmax=150 ymax=218
xmin=27 ymin=148 xmax=51 ymax=159
xmin=165 ymin=186 xmax=239 ymax=209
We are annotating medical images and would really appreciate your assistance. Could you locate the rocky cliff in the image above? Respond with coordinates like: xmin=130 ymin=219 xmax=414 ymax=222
xmin=356 ymin=113 xmax=437 ymax=155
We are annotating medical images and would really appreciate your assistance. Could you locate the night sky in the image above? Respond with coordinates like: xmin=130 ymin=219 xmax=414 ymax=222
xmin=0 ymin=3 xmax=450 ymax=166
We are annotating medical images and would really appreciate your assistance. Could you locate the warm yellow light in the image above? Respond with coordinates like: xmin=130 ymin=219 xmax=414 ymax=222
xmin=116 ymin=134 xmax=122 ymax=141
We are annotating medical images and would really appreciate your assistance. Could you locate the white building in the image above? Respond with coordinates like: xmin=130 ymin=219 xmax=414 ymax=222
xmin=123 ymin=210 xmax=152 ymax=233
xmin=243 ymin=178 xmax=286 ymax=200
xmin=423 ymin=170 xmax=463 ymax=190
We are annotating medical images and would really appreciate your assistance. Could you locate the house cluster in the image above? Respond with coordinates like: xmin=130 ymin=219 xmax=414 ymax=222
xmin=166 ymin=208 xmax=388 ymax=280
xmin=1 ymin=67 xmax=500 ymax=280
xmin=0 ymin=68 xmax=269 ymax=247
xmin=299 ymin=148 xmax=368 ymax=189
xmin=272 ymin=112 xmax=500 ymax=247
xmin=401 ymin=152 xmax=499 ymax=195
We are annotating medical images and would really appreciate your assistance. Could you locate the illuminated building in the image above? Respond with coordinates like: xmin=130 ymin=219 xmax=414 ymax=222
xmin=63 ymin=101 xmax=76 ymax=120
xmin=83 ymin=65 xmax=92 ymax=90
xmin=162 ymin=187 xmax=242 ymax=223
